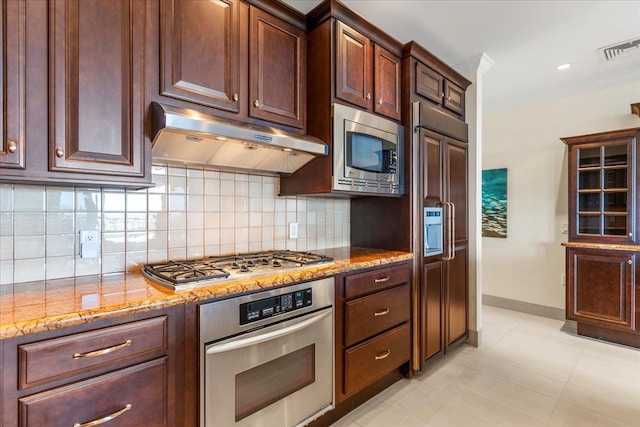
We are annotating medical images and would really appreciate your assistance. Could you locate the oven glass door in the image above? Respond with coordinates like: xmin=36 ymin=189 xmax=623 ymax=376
xmin=203 ymin=307 xmax=334 ymax=427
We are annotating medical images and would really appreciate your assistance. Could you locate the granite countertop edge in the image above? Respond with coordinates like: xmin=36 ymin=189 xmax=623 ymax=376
xmin=0 ymin=247 xmax=413 ymax=340
xmin=561 ymin=242 xmax=640 ymax=251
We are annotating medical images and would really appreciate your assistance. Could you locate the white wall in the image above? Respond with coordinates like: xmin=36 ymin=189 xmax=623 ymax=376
xmin=482 ymin=81 xmax=640 ymax=309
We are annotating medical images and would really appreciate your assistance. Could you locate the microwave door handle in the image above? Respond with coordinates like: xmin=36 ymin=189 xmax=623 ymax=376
xmin=206 ymin=308 xmax=331 ymax=355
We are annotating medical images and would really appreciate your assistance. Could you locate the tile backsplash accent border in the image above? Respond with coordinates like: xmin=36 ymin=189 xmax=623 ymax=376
xmin=0 ymin=164 xmax=350 ymax=285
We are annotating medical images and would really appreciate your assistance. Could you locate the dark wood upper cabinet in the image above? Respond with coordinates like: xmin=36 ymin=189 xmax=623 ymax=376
xmin=160 ymin=0 xmax=240 ymax=112
xmin=1 ymin=0 xmax=26 ymax=170
xmin=415 ymin=61 xmax=465 ymax=119
xmin=335 ymin=20 xmax=371 ymax=110
xmin=334 ymin=20 xmax=401 ymax=121
xmin=249 ymin=6 xmax=306 ymax=129
xmin=373 ymin=44 xmax=401 ymax=120
xmin=415 ymin=62 xmax=444 ymax=105
xmin=444 ymin=80 xmax=465 ymax=116
xmin=49 ymin=0 xmax=146 ymax=179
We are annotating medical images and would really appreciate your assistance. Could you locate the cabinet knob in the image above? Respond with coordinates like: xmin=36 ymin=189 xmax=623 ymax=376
xmin=254 ymin=99 xmax=259 ymax=108
xmin=366 ymin=93 xmax=371 ymax=100
xmin=55 ymin=147 xmax=64 ymax=158
xmin=629 ymin=232 xmax=633 ymax=238
xmin=232 ymin=93 xmax=239 ymax=102
xmin=7 ymin=140 xmax=17 ymax=153
xmin=377 ymin=98 xmax=383 ymax=105
xmin=629 ymin=260 xmax=633 ymax=265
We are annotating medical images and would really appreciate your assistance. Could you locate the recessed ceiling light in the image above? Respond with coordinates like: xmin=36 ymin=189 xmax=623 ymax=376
xmin=557 ymin=63 xmax=571 ymax=71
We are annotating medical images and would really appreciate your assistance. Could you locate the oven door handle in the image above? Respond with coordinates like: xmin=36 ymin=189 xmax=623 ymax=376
xmin=206 ymin=308 xmax=332 ymax=355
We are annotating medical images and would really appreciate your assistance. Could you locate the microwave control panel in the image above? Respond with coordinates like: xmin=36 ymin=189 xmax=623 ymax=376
xmin=240 ymin=288 xmax=312 ymax=325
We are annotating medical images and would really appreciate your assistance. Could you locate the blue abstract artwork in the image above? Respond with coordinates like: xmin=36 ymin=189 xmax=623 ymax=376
xmin=482 ymin=168 xmax=507 ymax=238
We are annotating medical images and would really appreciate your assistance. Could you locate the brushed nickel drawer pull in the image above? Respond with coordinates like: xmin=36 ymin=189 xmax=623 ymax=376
xmin=374 ymin=276 xmax=390 ymax=283
xmin=73 ymin=404 xmax=132 ymax=427
xmin=375 ymin=350 xmax=391 ymax=360
xmin=374 ymin=308 xmax=390 ymax=316
xmin=73 ymin=340 xmax=132 ymax=359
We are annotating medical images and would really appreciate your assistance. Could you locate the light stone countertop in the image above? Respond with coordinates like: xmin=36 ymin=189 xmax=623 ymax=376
xmin=0 ymin=247 xmax=413 ymax=339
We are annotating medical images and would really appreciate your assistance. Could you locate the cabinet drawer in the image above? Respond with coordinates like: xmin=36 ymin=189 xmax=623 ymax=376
xmin=344 ymin=323 xmax=410 ymax=395
xmin=345 ymin=264 xmax=410 ymax=299
xmin=19 ymin=357 xmax=168 ymax=427
xmin=19 ymin=316 xmax=168 ymax=389
xmin=345 ymin=284 xmax=410 ymax=346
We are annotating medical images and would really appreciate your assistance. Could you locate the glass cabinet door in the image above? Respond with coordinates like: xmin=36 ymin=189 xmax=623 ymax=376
xmin=575 ymin=142 xmax=633 ymax=240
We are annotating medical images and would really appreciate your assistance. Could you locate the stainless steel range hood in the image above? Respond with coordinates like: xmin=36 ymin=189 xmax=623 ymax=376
xmin=150 ymin=102 xmax=328 ymax=175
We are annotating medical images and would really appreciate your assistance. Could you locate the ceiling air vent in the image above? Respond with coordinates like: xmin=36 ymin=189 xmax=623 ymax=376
xmin=599 ymin=37 xmax=640 ymax=62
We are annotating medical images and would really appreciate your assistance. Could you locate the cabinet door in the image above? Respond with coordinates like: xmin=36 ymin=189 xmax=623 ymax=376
xmin=1 ymin=0 xmax=26 ymax=169
xmin=161 ymin=0 xmax=240 ymax=112
xmin=249 ymin=6 xmax=305 ymax=129
xmin=567 ymin=248 xmax=635 ymax=331
xmin=444 ymin=138 xmax=468 ymax=243
xmin=415 ymin=62 xmax=443 ymax=104
xmin=571 ymin=139 xmax=636 ymax=244
xmin=421 ymin=260 xmax=443 ymax=361
xmin=443 ymin=80 xmax=465 ymax=116
xmin=446 ymin=245 xmax=468 ymax=346
xmin=49 ymin=0 xmax=146 ymax=178
xmin=335 ymin=20 xmax=371 ymax=110
xmin=373 ymin=44 xmax=400 ymax=120
xmin=421 ymin=130 xmax=443 ymax=202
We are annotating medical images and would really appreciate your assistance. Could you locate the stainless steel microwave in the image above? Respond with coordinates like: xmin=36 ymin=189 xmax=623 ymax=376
xmin=332 ymin=104 xmax=404 ymax=195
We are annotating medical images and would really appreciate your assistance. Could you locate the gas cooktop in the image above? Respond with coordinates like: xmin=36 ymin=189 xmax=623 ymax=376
xmin=142 ymin=250 xmax=334 ymax=291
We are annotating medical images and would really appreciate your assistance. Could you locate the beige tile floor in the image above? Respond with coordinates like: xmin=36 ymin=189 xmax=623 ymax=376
xmin=331 ymin=305 xmax=640 ymax=427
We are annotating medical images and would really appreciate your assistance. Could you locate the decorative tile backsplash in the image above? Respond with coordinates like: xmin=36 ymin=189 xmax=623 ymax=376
xmin=0 ymin=164 xmax=350 ymax=285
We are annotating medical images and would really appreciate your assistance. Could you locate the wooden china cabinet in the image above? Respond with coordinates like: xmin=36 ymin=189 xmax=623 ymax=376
xmin=561 ymin=127 xmax=640 ymax=348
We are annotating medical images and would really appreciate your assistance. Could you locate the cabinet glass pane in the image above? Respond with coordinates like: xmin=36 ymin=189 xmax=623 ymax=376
xmin=604 ymin=192 xmax=627 ymax=212
xmin=578 ymin=148 xmax=600 ymax=167
xmin=604 ymin=145 xmax=627 ymax=166
xmin=604 ymin=169 xmax=627 ymax=189
xmin=578 ymin=193 xmax=600 ymax=212
xmin=578 ymin=170 xmax=600 ymax=190
xmin=578 ymin=215 xmax=600 ymax=235
xmin=603 ymin=215 xmax=627 ymax=236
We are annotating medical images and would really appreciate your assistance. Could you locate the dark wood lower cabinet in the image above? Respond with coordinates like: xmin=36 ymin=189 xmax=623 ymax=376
xmin=19 ymin=358 xmax=168 ymax=427
xmin=566 ymin=247 xmax=638 ymax=347
xmin=0 ymin=307 xmax=183 ymax=427
xmin=335 ymin=262 xmax=412 ymax=404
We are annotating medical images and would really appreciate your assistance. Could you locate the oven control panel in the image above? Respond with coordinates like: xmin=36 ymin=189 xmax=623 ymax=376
xmin=240 ymin=288 xmax=313 ymax=325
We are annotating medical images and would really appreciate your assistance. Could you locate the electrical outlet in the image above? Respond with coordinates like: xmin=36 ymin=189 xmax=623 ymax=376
xmin=561 ymin=273 xmax=566 ymax=286
xmin=80 ymin=230 xmax=100 ymax=258
xmin=289 ymin=223 xmax=298 ymax=239
xmin=561 ymin=222 xmax=569 ymax=234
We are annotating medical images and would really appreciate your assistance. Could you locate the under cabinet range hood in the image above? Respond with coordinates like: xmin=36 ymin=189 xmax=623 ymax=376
xmin=150 ymin=102 xmax=328 ymax=175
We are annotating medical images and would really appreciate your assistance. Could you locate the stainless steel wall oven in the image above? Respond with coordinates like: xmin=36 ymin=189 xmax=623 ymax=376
xmin=199 ymin=278 xmax=334 ymax=427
